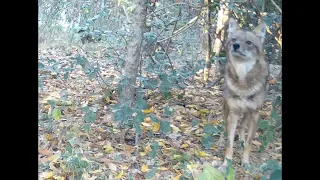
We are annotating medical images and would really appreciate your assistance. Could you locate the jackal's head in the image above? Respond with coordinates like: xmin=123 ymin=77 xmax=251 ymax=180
xmin=227 ymin=18 xmax=266 ymax=61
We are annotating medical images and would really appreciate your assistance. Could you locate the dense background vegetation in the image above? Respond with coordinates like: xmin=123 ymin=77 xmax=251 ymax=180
xmin=38 ymin=0 xmax=282 ymax=179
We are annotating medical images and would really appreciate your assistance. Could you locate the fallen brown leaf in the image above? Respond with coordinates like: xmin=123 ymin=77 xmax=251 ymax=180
xmin=39 ymin=148 xmax=53 ymax=156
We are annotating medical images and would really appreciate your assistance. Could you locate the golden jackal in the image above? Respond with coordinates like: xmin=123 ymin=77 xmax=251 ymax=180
xmin=219 ymin=18 xmax=269 ymax=170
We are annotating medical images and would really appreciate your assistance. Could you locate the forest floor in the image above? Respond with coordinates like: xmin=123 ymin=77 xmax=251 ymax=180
xmin=38 ymin=44 xmax=282 ymax=180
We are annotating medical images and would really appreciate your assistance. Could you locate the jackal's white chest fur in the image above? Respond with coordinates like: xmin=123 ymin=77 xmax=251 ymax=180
xmin=232 ymin=60 xmax=256 ymax=80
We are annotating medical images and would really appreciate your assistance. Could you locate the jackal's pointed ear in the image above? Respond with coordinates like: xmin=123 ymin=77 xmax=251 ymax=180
xmin=228 ymin=18 xmax=240 ymax=34
xmin=253 ymin=22 xmax=266 ymax=43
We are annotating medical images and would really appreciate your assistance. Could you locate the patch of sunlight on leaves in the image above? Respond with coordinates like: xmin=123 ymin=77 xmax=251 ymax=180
xmin=170 ymin=124 xmax=180 ymax=133
xmin=141 ymin=122 xmax=152 ymax=127
xmin=141 ymin=164 xmax=149 ymax=173
xmin=103 ymin=145 xmax=113 ymax=154
xmin=153 ymin=122 xmax=160 ymax=132
xmin=195 ymin=165 xmax=224 ymax=180
xmin=40 ymin=171 xmax=54 ymax=179
xmin=173 ymin=154 xmax=182 ymax=160
xmin=173 ymin=173 xmax=182 ymax=180
xmin=227 ymin=166 xmax=236 ymax=180
xmin=180 ymin=143 xmax=188 ymax=149
xmin=199 ymin=109 xmax=210 ymax=114
xmin=144 ymin=117 xmax=152 ymax=123
xmin=158 ymin=167 xmax=168 ymax=171
xmin=53 ymin=175 xmax=65 ymax=180
xmin=195 ymin=150 xmax=210 ymax=157
xmin=52 ymin=108 xmax=61 ymax=120
xmin=141 ymin=106 xmax=155 ymax=114
xmin=114 ymin=170 xmax=123 ymax=179
xmin=140 ymin=144 xmax=151 ymax=156
xmin=108 ymin=162 xmax=117 ymax=171
xmin=187 ymin=163 xmax=200 ymax=171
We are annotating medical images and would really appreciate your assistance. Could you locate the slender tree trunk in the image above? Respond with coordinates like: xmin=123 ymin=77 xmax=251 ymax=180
xmin=213 ymin=0 xmax=229 ymax=56
xmin=119 ymin=0 xmax=147 ymax=107
xmin=203 ymin=0 xmax=211 ymax=82
xmin=212 ymin=0 xmax=229 ymax=79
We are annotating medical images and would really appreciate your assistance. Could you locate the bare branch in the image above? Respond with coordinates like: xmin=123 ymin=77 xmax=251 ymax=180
xmin=157 ymin=16 xmax=198 ymax=43
xmin=162 ymin=7 xmax=182 ymax=71
xmin=270 ymin=0 xmax=282 ymax=14
xmin=147 ymin=3 xmax=186 ymax=17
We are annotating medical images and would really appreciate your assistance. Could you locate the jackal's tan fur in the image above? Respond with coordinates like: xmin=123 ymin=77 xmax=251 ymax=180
xmin=219 ymin=18 xmax=269 ymax=169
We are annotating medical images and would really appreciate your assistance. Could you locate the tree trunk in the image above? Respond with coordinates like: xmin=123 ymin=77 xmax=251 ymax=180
xmin=119 ymin=0 xmax=147 ymax=107
xmin=203 ymin=0 xmax=212 ymax=82
xmin=212 ymin=0 xmax=229 ymax=78
xmin=213 ymin=0 xmax=229 ymax=56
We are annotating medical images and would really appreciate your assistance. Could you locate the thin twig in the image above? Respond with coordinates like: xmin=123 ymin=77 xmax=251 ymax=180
xmin=270 ymin=0 xmax=282 ymax=14
xmin=74 ymin=45 xmax=107 ymax=89
xmin=249 ymin=1 xmax=282 ymax=47
xmin=275 ymin=124 xmax=282 ymax=131
xmin=204 ymin=76 xmax=223 ymax=88
xmin=162 ymin=6 xmax=182 ymax=71
xmin=157 ymin=16 xmax=198 ymax=43
xmin=147 ymin=3 xmax=186 ymax=17
xmin=261 ymin=0 xmax=265 ymax=13
xmin=265 ymin=26 xmax=281 ymax=44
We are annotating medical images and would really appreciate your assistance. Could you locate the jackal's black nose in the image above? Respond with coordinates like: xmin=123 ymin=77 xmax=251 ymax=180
xmin=233 ymin=43 xmax=240 ymax=50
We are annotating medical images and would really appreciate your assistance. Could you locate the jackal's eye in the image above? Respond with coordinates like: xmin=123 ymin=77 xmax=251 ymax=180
xmin=246 ymin=41 xmax=252 ymax=45
xmin=231 ymin=38 xmax=236 ymax=42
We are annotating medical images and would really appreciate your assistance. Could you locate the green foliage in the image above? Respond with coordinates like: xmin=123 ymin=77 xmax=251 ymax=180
xmin=227 ymin=166 xmax=236 ymax=180
xmin=211 ymin=56 xmax=227 ymax=64
xmin=39 ymin=0 xmax=282 ymax=179
xmin=140 ymin=77 xmax=159 ymax=90
xmin=203 ymin=124 xmax=219 ymax=135
xmin=149 ymin=142 xmax=160 ymax=159
xmin=144 ymin=167 xmax=158 ymax=179
xmin=63 ymin=153 xmax=89 ymax=179
xmin=258 ymin=119 xmax=275 ymax=152
xmin=75 ymin=55 xmax=100 ymax=80
xmin=269 ymin=169 xmax=281 ymax=180
xmin=113 ymin=102 xmax=134 ymax=124
xmin=191 ymin=119 xmax=200 ymax=127
xmin=83 ymin=111 xmax=96 ymax=123
xmin=258 ymin=95 xmax=282 ymax=152
xmin=144 ymin=32 xmax=157 ymax=44
xmin=163 ymin=106 xmax=173 ymax=117
xmin=260 ymin=160 xmax=282 ymax=180
xmin=201 ymin=134 xmax=214 ymax=149
xmin=160 ymin=121 xmax=171 ymax=134
xmin=79 ymin=106 xmax=97 ymax=132
xmin=228 ymin=1 xmax=282 ymax=64
xmin=196 ymin=165 xmax=225 ymax=180
xmin=52 ymin=108 xmax=62 ymax=120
